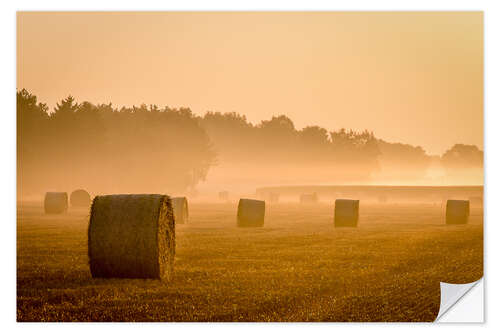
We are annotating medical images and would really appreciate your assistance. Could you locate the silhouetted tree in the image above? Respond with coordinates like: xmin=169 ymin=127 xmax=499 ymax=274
xmin=375 ymin=140 xmax=431 ymax=179
xmin=19 ymin=89 xmax=477 ymax=194
xmin=51 ymin=95 xmax=78 ymax=121
xmin=299 ymin=126 xmax=329 ymax=147
xmin=17 ymin=89 xmax=50 ymax=196
xmin=442 ymin=144 xmax=483 ymax=170
xmin=17 ymin=90 xmax=216 ymax=195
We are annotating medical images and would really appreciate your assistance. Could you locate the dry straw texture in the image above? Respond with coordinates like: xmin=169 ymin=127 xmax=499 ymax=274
xmin=70 ymin=189 xmax=91 ymax=207
xmin=334 ymin=199 xmax=360 ymax=227
xmin=172 ymin=197 xmax=189 ymax=224
xmin=300 ymin=193 xmax=318 ymax=203
xmin=237 ymin=198 xmax=265 ymax=227
xmin=88 ymin=194 xmax=175 ymax=280
xmin=446 ymin=200 xmax=470 ymax=224
xmin=44 ymin=192 xmax=68 ymax=214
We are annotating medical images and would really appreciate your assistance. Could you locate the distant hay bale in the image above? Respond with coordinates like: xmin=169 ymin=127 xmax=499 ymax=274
xmin=377 ymin=194 xmax=388 ymax=203
xmin=300 ymin=192 xmax=318 ymax=204
xmin=88 ymin=194 xmax=175 ymax=280
xmin=70 ymin=189 xmax=91 ymax=207
xmin=469 ymin=196 xmax=483 ymax=206
xmin=219 ymin=191 xmax=229 ymax=201
xmin=334 ymin=199 xmax=359 ymax=227
xmin=268 ymin=192 xmax=280 ymax=203
xmin=446 ymin=200 xmax=470 ymax=225
xmin=171 ymin=197 xmax=189 ymax=224
xmin=44 ymin=192 xmax=68 ymax=214
xmin=237 ymin=198 xmax=265 ymax=227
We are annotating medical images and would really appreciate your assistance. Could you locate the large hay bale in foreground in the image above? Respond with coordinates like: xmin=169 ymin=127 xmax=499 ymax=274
xmin=334 ymin=199 xmax=359 ymax=227
xmin=446 ymin=200 xmax=470 ymax=225
xmin=300 ymin=193 xmax=318 ymax=203
xmin=237 ymin=198 xmax=265 ymax=227
xmin=171 ymin=197 xmax=189 ymax=224
xmin=44 ymin=192 xmax=68 ymax=214
xmin=88 ymin=194 xmax=175 ymax=280
xmin=70 ymin=189 xmax=91 ymax=207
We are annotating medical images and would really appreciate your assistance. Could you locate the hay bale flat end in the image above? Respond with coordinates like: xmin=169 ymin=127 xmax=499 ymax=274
xmin=237 ymin=198 xmax=265 ymax=227
xmin=44 ymin=192 xmax=68 ymax=214
xmin=446 ymin=200 xmax=470 ymax=224
xmin=70 ymin=189 xmax=91 ymax=207
xmin=334 ymin=199 xmax=359 ymax=227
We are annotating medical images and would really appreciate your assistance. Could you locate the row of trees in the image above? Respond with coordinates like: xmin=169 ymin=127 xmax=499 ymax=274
xmin=200 ymin=111 xmax=483 ymax=175
xmin=17 ymin=89 xmax=215 ymax=195
xmin=201 ymin=112 xmax=381 ymax=162
xmin=17 ymin=89 xmax=483 ymax=195
xmin=201 ymin=112 xmax=383 ymax=182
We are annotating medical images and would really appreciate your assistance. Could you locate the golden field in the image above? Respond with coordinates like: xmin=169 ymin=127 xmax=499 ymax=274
xmin=17 ymin=200 xmax=483 ymax=322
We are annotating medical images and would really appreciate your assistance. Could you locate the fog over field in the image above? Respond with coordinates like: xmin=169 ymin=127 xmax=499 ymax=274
xmin=16 ymin=11 xmax=483 ymax=323
xmin=17 ymin=91 xmax=483 ymax=201
xmin=17 ymin=201 xmax=483 ymax=322
xmin=17 ymin=12 xmax=483 ymax=200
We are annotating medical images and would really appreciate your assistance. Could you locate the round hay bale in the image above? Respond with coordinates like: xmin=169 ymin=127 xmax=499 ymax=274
xmin=171 ymin=197 xmax=189 ymax=224
xmin=219 ymin=191 xmax=229 ymax=201
xmin=237 ymin=198 xmax=265 ymax=227
xmin=377 ymin=194 xmax=388 ymax=203
xmin=268 ymin=192 xmax=280 ymax=203
xmin=70 ymin=189 xmax=91 ymax=207
xmin=446 ymin=200 xmax=470 ymax=224
xmin=469 ymin=196 xmax=483 ymax=207
xmin=334 ymin=199 xmax=359 ymax=227
xmin=300 ymin=193 xmax=318 ymax=204
xmin=88 ymin=194 xmax=175 ymax=280
xmin=44 ymin=192 xmax=68 ymax=214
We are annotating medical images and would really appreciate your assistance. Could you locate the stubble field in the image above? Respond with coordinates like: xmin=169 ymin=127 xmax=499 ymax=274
xmin=17 ymin=201 xmax=483 ymax=322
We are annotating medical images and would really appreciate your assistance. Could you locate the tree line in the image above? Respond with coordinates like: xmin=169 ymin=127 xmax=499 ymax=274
xmin=17 ymin=89 xmax=483 ymax=195
xmin=17 ymin=89 xmax=215 ymax=195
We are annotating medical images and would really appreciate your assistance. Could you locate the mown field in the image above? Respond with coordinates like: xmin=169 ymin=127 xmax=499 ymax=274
xmin=17 ymin=201 xmax=483 ymax=322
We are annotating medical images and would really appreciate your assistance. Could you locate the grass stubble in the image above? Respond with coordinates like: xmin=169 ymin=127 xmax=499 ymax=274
xmin=17 ymin=201 xmax=483 ymax=322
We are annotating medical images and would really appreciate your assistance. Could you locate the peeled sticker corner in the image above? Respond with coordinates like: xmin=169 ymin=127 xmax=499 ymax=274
xmin=435 ymin=277 xmax=483 ymax=323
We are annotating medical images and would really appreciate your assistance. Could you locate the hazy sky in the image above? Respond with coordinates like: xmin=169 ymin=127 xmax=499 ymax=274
xmin=17 ymin=12 xmax=483 ymax=155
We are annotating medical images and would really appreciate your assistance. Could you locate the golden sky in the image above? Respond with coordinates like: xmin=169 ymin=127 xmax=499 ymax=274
xmin=17 ymin=12 xmax=483 ymax=155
